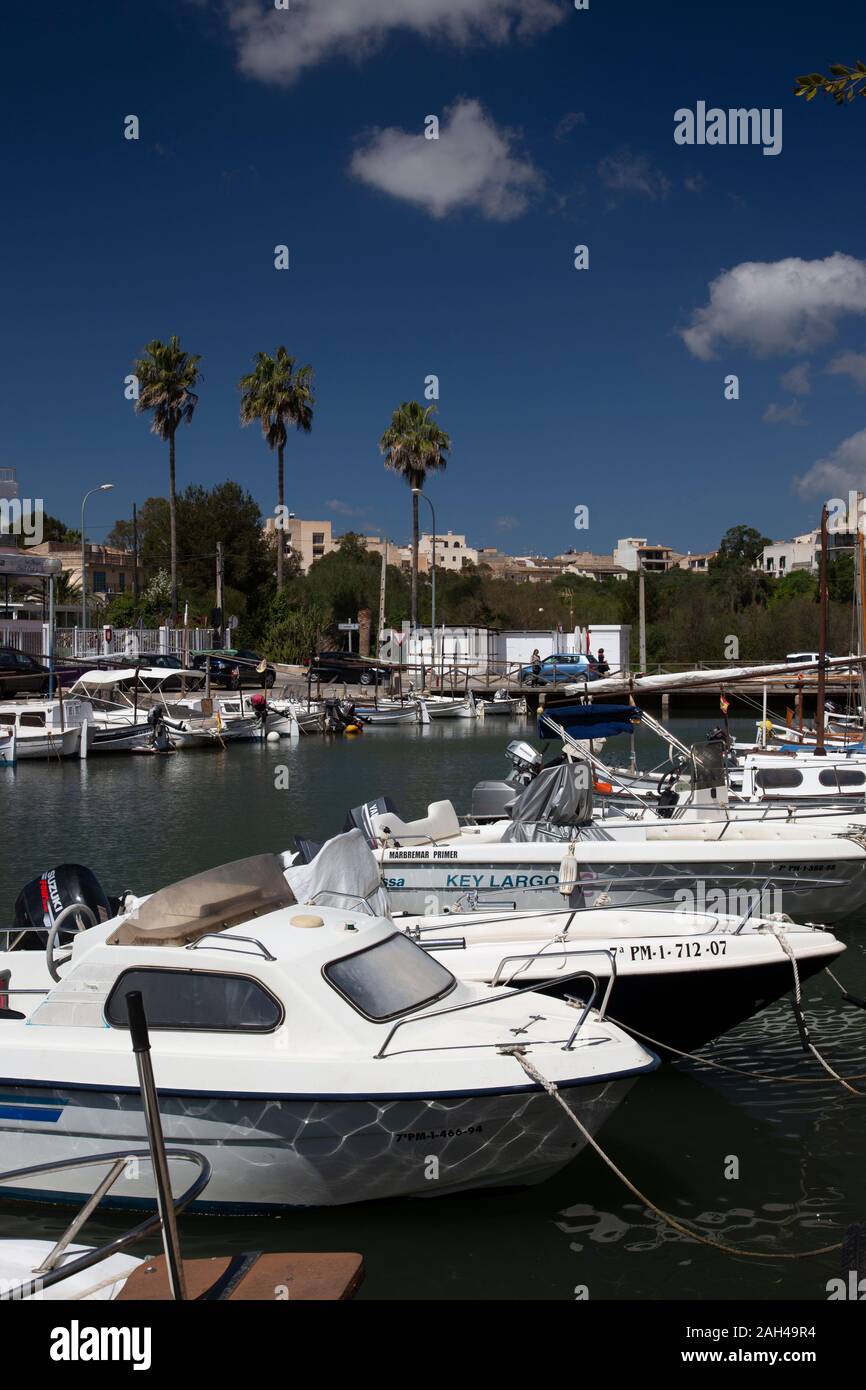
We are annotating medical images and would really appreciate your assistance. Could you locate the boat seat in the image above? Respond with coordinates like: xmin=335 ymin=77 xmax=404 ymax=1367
xmin=370 ymin=800 xmax=462 ymax=845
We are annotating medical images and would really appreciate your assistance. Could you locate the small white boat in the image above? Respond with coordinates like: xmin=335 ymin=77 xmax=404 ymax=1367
xmin=478 ymin=691 xmax=527 ymax=717
xmin=0 ymin=699 xmax=84 ymax=760
xmin=424 ymin=696 xmax=476 ymax=719
xmin=0 ymin=728 xmax=15 ymax=765
xmin=0 ymin=852 xmax=655 ymax=1209
xmin=357 ymin=703 xmax=420 ymax=726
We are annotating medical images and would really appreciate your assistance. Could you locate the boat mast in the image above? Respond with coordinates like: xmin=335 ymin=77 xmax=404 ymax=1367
xmin=858 ymin=496 xmax=866 ymax=716
xmin=815 ymin=503 xmax=828 ymax=757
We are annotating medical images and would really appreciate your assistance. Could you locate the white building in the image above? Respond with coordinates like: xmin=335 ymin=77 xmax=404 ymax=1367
xmin=418 ymin=532 xmax=478 ymax=571
xmin=613 ymin=537 xmax=680 ymax=573
xmin=760 ymin=531 xmax=819 ymax=575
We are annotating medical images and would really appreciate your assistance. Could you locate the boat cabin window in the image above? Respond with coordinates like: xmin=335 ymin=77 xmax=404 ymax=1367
xmin=756 ymin=769 xmax=803 ymax=790
xmin=818 ymin=768 xmax=866 ymax=788
xmin=105 ymin=967 xmax=283 ymax=1032
xmin=19 ymin=712 xmax=46 ymax=727
xmin=324 ymin=932 xmax=456 ymax=1022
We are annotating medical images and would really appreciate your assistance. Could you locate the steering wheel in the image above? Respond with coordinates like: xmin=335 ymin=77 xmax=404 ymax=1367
xmin=45 ymin=902 xmax=97 ymax=983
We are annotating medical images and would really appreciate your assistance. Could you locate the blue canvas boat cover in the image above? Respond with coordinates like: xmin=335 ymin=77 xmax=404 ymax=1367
xmin=537 ymin=703 xmax=643 ymax=740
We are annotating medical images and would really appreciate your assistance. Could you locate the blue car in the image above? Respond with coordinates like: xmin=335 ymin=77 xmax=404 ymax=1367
xmin=519 ymin=653 xmax=599 ymax=685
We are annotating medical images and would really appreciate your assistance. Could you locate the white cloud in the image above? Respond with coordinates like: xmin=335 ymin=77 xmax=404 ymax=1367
xmin=326 ymin=499 xmax=367 ymax=517
xmin=795 ymin=428 xmax=866 ymax=497
xmin=598 ymin=149 xmax=670 ymax=201
xmin=779 ymin=362 xmax=811 ymax=396
xmin=826 ymin=350 xmax=866 ymax=391
xmin=555 ymin=111 xmax=587 ymax=141
xmin=679 ymin=253 xmax=866 ymax=360
xmin=349 ymin=99 xmax=542 ymax=221
xmin=763 ymin=400 xmax=805 ymax=426
xmin=227 ymin=0 xmax=564 ymax=86
xmin=495 ymin=514 xmax=520 ymax=531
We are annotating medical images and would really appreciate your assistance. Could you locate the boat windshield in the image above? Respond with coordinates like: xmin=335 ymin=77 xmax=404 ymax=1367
xmin=108 ymin=854 xmax=295 ymax=946
xmin=324 ymin=932 xmax=456 ymax=1022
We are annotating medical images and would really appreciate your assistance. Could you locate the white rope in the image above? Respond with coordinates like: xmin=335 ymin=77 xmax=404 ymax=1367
xmin=758 ymin=924 xmax=865 ymax=1097
xmin=504 ymin=1046 xmax=841 ymax=1260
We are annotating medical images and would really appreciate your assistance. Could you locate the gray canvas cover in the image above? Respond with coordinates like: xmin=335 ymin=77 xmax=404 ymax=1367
xmin=284 ymin=828 xmax=390 ymax=916
xmin=501 ymin=763 xmax=593 ymax=843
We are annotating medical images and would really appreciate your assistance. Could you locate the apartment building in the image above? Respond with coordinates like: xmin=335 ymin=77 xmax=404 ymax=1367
xmin=613 ymin=537 xmax=681 ymax=573
xmin=26 ymin=541 xmax=142 ymax=600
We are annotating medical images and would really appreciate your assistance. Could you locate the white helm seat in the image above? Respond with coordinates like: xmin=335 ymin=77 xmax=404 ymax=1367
xmin=370 ymin=800 xmax=461 ymax=845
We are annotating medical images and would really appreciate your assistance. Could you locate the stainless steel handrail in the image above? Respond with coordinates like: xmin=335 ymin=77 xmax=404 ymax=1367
xmin=186 ymin=932 xmax=276 ymax=961
xmin=490 ymin=947 xmax=617 ymax=1008
xmin=374 ymin=965 xmax=605 ymax=1059
xmin=0 ymin=1147 xmax=211 ymax=1301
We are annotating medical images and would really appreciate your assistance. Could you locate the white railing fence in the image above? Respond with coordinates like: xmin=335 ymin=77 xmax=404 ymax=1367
xmin=54 ymin=628 xmax=215 ymax=662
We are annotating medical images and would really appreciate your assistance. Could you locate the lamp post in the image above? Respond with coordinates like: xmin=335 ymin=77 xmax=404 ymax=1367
xmin=80 ymin=483 xmax=114 ymax=633
xmin=411 ymin=488 xmax=436 ymax=684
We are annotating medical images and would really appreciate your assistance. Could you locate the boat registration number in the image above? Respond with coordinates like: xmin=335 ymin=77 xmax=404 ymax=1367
xmin=611 ymin=939 xmax=728 ymax=962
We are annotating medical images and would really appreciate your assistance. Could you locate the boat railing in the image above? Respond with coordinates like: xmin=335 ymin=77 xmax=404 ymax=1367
xmin=185 ymin=932 xmax=276 ymax=961
xmin=0 ymin=1147 xmax=211 ymax=1301
xmin=374 ymin=964 xmax=605 ymax=1060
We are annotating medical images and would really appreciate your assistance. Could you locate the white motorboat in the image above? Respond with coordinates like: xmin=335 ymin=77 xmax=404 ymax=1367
xmin=0 ymin=728 xmax=15 ymax=765
xmin=347 ymin=780 xmax=866 ymax=923
xmin=357 ymin=703 xmax=421 ymax=726
xmin=478 ymin=690 xmax=527 ymax=717
xmin=0 ymin=698 xmax=84 ymax=759
xmin=422 ymin=696 xmax=476 ymax=720
xmin=283 ymin=830 xmax=846 ymax=1058
xmin=0 ymin=853 xmax=655 ymax=1209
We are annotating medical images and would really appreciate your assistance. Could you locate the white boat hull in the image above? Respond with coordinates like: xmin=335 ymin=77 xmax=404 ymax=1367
xmin=0 ymin=1074 xmax=637 ymax=1211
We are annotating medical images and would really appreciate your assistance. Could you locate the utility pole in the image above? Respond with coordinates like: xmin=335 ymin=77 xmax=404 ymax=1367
xmin=132 ymin=503 xmax=140 ymax=600
xmin=378 ymin=539 xmax=388 ymax=653
xmin=638 ymin=569 xmax=647 ymax=671
xmin=215 ymin=541 xmax=225 ymax=644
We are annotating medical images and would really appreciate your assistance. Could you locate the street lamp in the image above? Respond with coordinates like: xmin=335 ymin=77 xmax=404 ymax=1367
xmin=411 ymin=488 xmax=436 ymax=679
xmin=81 ymin=483 xmax=114 ymax=632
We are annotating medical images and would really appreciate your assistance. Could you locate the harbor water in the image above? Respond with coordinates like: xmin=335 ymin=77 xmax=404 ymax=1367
xmin=1 ymin=717 xmax=864 ymax=1300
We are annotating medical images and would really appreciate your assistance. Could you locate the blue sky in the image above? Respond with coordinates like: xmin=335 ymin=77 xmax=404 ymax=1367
xmin=2 ymin=0 xmax=866 ymax=559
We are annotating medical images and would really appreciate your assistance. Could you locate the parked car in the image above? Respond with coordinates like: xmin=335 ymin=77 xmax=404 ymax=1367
xmin=518 ymin=653 xmax=600 ymax=686
xmin=135 ymin=653 xmax=184 ymax=669
xmin=308 ymin=651 xmax=390 ymax=686
xmin=0 ymin=647 xmax=51 ymax=696
xmin=190 ymin=649 xmax=276 ymax=689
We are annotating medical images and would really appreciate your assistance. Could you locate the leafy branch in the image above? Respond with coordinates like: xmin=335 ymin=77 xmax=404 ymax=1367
xmin=795 ymin=61 xmax=866 ymax=104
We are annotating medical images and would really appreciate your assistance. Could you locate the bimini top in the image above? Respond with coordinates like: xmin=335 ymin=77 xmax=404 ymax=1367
xmin=108 ymin=854 xmax=295 ymax=947
xmin=538 ymin=703 xmax=643 ymax=741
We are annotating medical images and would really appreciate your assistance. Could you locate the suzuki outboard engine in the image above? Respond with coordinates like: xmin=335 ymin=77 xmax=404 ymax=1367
xmin=12 ymin=864 xmax=115 ymax=950
xmin=470 ymin=740 xmax=544 ymax=822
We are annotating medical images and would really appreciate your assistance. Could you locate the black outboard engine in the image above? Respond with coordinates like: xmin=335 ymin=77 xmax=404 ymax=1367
xmin=471 ymin=740 xmax=544 ymax=822
xmin=323 ymin=698 xmax=358 ymax=733
xmin=343 ymin=796 xmax=401 ymax=846
xmin=12 ymin=864 xmax=115 ymax=950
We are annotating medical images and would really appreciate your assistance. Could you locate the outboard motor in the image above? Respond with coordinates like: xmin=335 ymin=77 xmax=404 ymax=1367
xmin=470 ymin=740 xmax=544 ymax=822
xmin=343 ymin=796 xmax=401 ymax=846
xmin=323 ymin=698 xmax=359 ymax=733
xmin=11 ymin=864 xmax=115 ymax=950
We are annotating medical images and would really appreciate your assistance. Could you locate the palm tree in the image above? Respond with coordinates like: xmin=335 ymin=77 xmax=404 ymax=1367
xmin=238 ymin=347 xmax=315 ymax=592
xmin=132 ymin=336 xmax=201 ymax=620
xmin=380 ymin=401 xmax=451 ymax=626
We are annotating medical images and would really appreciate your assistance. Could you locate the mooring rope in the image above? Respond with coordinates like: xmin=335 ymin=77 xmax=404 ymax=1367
xmin=503 ymin=1045 xmax=841 ymax=1260
xmin=758 ymin=924 xmax=865 ymax=1097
